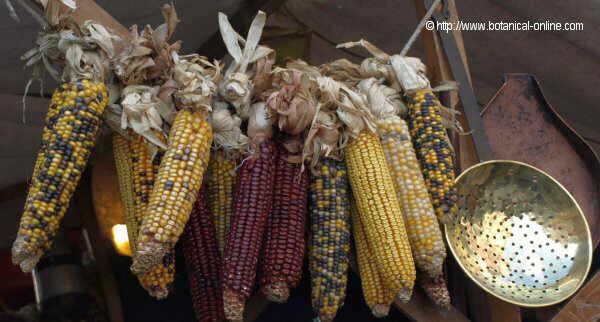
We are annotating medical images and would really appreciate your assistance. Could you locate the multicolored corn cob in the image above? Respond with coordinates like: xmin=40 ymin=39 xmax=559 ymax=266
xmin=259 ymin=145 xmax=308 ymax=303
xmin=13 ymin=80 xmax=108 ymax=272
xmin=133 ymin=109 xmax=213 ymax=273
xmin=378 ymin=118 xmax=446 ymax=279
xmin=418 ymin=272 xmax=451 ymax=308
xmin=182 ymin=184 xmax=225 ymax=322
xmin=130 ymin=136 xmax=175 ymax=298
xmin=206 ymin=150 xmax=237 ymax=255
xmin=345 ymin=130 xmax=416 ymax=300
xmin=406 ymin=90 xmax=457 ymax=223
xmin=351 ymin=199 xmax=395 ymax=318
xmin=113 ymin=134 xmax=176 ymax=298
xmin=112 ymin=134 xmax=137 ymax=248
xmin=308 ymin=158 xmax=351 ymax=322
xmin=223 ymin=139 xmax=278 ymax=321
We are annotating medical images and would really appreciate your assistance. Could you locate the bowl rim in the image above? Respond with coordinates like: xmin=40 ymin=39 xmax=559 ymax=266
xmin=444 ymin=159 xmax=592 ymax=307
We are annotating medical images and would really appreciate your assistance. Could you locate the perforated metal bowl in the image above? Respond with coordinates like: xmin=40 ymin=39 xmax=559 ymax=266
xmin=445 ymin=160 xmax=592 ymax=307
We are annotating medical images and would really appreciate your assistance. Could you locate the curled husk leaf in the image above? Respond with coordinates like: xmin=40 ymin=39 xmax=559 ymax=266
xmin=316 ymin=76 xmax=375 ymax=138
xmin=22 ymin=17 xmax=119 ymax=84
xmin=265 ymin=67 xmax=318 ymax=136
xmin=172 ymin=53 xmax=220 ymax=112
xmin=357 ymin=78 xmax=406 ymax=119
xmin=247 ymin=102 xmax=274 ymax=151
xmin=389 ymin=55 xmax=430 ymax=92
xmin=113 ymin=4 xmax=181 ymax=85
xmin=302 ymin=108 xmax=341 ymax=171
xmin=218 ymin=10 xmax=273 ymax=119
xmin=120 ymin=85 xmax=170 ymax=151
xmin=210 ymin=99 xmax=249 ymax=154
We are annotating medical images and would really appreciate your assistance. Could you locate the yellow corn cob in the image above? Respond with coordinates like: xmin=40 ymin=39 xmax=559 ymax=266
xmin=351 ymin=199 xmax=395 ymax=318
xmin=113 ymin=134 xmax=176 ymax=299
xmin=345 ymin=130 xmax=415 ymax=300
xmin=130 ymin=135 xmax=175 ymax=299
xmin=112 ymin=134 xmax=137 ymax=250
xmin=13 ymin=80 xmax=108 ymax=272
xmin=133 ymin=109 xmax=213 ymax=273
xmin=406 ymin=90 xmax=457 ymax=223
xmin=377 ymin=118 xmax=446 ymax=279
xmin=206 ymin=150 xmax=236 ymax=255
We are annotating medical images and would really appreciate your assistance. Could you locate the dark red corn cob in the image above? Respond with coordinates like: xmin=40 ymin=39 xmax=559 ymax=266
xmin=182 ymin=184 xmax=225 ymax=322
xmin=223 ymin=139 xmax=278 ymax=321
xmin=259 ymin=145 xmax=309 ymax=303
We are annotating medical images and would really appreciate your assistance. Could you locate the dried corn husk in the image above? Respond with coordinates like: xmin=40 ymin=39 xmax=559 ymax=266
xmin=218 ymin=10 xmax=273 ymax=119
xmin=210 ymin=99 xmax=249 ymax=154
xmin=264 ymin=67 xmax=318 ymax=136
xmin=172 ymin=53 xmax=220 ymax=111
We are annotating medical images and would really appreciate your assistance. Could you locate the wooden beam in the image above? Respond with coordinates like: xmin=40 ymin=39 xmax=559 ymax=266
xmin=394 ymin=288 xmax=470 ymax=322
xmin=551 ymin=271 xmax=600 ymax=322
xmin=412 ymin=1 xmax=522 ymax=321
xmin=196 ymin=0 xmax=290 ymax=59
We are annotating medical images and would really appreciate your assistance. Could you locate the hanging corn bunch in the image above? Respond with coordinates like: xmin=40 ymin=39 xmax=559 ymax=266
xmin=182 ymin=184 xmax=225 ymax=322
xmin=222 ymin=102 xmax=277 ymax=321
xmin=13 ymin=16 xmax=118 ymax=272
xmin=357 ymin=78 xmax=447 ymax=285
xmin=390 ymin=56 xmax=458 ymax=223
xmin=351 ymin=199 xmax=396 ymax=318
xmin=331 ymin=79 xmax=415 ymax=301
xmin=206 ymin=100 xmax=248 ymax=255
xmin=132 ymin=54 xmax=219 ymax=273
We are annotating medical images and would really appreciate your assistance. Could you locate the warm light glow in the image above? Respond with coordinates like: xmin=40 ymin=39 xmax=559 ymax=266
xmin=111 ymin=224 xmax=132 ymax=256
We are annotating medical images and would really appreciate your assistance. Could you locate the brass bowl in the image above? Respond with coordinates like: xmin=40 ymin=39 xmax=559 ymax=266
xmin=445 ymin=160 xmax=592 ymax=307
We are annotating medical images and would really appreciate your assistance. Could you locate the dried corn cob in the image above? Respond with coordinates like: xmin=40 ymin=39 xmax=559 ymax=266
xmin=222 ymin=139 xmax=278 ymax=321
xmin=259 ymin=145 xmax=308 ymax=303
xmin=13 ymin=80 xmax=108 ymax=272
xmin=308 ymin=158 xmax=351 ymax=322
xmin=183 ymin=184 xmax=225 ymax=322
xmin=406 ymin=90 xmax=457 ymax=223
xmin=133 ymin=108 xmax=213 ymax=273
xmin=129 ymin=137 xmax=175 ymax=299
xmin=389 ymin=56 xmax=458 ymax=223
xmin=358 ymin=77 xmax=446 ymax=280
xmin=112 ymin=134 xmax=137 ymax=250
xmin=351 ymin=199 xmax=395 ymax=318
xmin=418 ymin=272 xmax=451 ymax=308
xmin=206 ymin=150 xmax=236 ymax=255
xmin=378 ymin=118 xmax=446 ymax=278
xmin=345 ymin=130 xmax=415 ymax=300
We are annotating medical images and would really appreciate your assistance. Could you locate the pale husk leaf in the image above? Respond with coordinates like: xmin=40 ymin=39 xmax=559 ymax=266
xmin=172 ymin=53 xmax=220 ymax=112
xmin=210 ymin=99 xmax=249 ymax=154
xmin=218 ymin=10 xmax=273 ymax=119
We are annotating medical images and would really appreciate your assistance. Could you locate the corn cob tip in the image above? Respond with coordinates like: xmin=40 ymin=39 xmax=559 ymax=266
xmin=262 ymin=282 xmax=290 ymax=303
xmin=395 ymin=287 xmax=413 ymax=304
xmin=315 ymin=313 xmax=336 ymax=322
xmin=11 ymin=236 xmax=42 ymax=273
xmin=131 ymin=242 xmax=167 ymax=274
xmin=371 ymin=304 xmax=391 ymax=318
xmin=148 ymin=288 xmax=169 ymax=300
xmin=420 ymin=274 xmax=451 ymax=309
xmin=223 ymin=288 xmax=245 ymax=321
